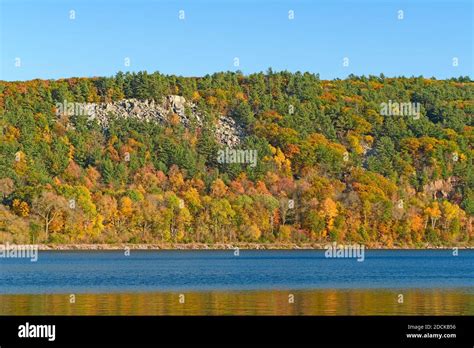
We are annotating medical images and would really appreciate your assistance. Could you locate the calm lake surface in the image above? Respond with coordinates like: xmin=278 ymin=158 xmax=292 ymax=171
xmin=1 ymin=250 xmax=473 ymax=315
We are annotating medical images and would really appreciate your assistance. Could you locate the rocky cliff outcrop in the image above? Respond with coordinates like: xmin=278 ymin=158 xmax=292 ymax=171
xmin=87 ymin=96 xmax=243 ymax=147
xmin=423 ymin=177 xmax=457 ymax=199
xmin=216 ymin=115 xmax=244 ymax=148
xmin=90 ymin=95 xmax=200 ymax=128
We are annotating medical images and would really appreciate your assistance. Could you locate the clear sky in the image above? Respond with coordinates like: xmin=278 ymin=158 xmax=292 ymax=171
xmin=0 ymin=0 xmax=472 ymax=81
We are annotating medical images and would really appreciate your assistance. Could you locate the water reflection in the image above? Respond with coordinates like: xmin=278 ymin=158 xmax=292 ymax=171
xmin=1 ymin=289 xmax=472 ymax=315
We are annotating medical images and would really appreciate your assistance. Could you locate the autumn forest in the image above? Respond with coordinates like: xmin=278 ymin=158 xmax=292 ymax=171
xmin=0 ymin=71 xmax=472 ymax=247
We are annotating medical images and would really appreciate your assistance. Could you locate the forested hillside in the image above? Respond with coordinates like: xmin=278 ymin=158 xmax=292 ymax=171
xmin=0 ymin=71 xmax=472 ymax=247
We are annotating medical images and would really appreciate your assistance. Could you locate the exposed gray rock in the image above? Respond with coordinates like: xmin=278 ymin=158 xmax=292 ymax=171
xmin=86 ymin=95 xmax=242 ymax=147
xmin=216 ymin=115 xmax=244 ymax=148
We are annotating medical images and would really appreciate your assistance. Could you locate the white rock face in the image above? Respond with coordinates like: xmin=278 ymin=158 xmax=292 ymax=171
xmin=87 ymin=95 xmax=242 ymax=147
xmin=216 ymin=115 xmax=243 ymax=148
xmin=165 ymin=95 xmax=186 ymax=114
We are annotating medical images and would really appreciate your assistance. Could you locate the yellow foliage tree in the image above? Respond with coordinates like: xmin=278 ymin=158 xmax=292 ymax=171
xmin=12 ymin=199 xmax=29 ymax=217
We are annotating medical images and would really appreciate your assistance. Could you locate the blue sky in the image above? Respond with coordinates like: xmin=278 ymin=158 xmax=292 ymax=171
xmin=0 ymin=0 xmax=472 ymax=81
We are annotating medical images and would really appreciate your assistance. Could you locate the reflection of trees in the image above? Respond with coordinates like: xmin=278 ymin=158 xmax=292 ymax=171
xmin=1 ymin=290 xmax=472 ymax=316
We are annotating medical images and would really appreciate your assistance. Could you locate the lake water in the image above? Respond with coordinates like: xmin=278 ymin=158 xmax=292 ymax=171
xmin=1 ymin=250 xmax=473 ymax=315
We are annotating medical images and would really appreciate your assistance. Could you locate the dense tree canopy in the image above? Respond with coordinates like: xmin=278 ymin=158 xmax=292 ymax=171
xmin=0 ymin=71 xmax=472 ymax=247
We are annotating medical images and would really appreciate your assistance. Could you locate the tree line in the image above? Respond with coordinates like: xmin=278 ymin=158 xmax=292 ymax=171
xmin=0 ymin=70 xmax=472 ymax=246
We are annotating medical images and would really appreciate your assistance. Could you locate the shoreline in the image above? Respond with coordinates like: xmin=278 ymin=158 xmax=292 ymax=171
xmin=2 ymin=243 xmax=471 ymax=251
